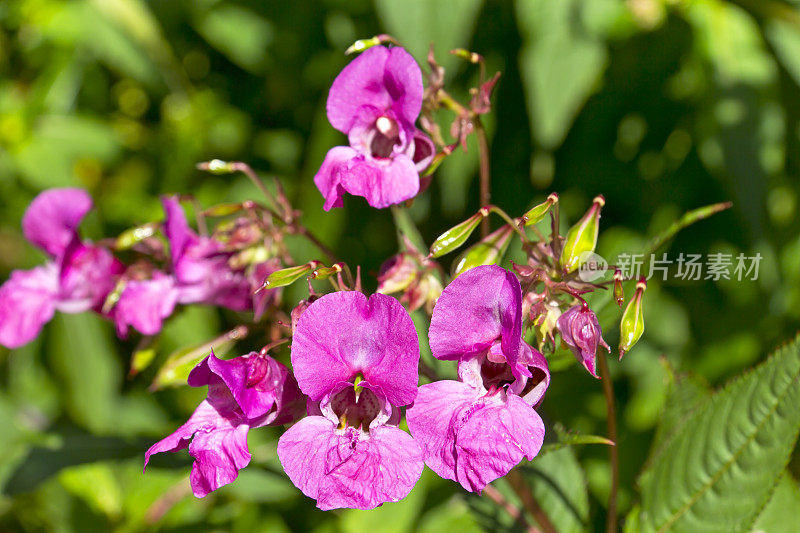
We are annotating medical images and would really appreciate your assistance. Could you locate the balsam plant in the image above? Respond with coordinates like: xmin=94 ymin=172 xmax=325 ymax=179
xmin=1 ymin=35 xmax=798 ymax=532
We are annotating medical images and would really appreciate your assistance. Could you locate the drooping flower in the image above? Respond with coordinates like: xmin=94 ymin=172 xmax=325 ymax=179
xmin=0 ymin=188 xmax=123 ymax=348
xmin=314 ymin=45 xmax=435 ymax=210
xmin=277 ymin=291 xmax=424 ymax=510
xmin=557 ymin=304 xmax=610 ymax=378
xmin=144 ymin=350 xmax=304 ymax=497
xmin=406 ymin=265 xmax=550 ymax=493
xmin=161 ymin=196 xmax=278 ymax=316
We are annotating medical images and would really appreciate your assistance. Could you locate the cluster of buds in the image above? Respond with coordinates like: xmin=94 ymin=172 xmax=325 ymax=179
xmin=376 ymin=236 xmax=443 ymax=314
xmin=428 ymin=193 xmax=648 ymax=378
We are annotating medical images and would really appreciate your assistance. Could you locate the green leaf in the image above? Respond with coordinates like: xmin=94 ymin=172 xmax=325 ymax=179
xmin=515 ymin=0 xmax=608 ymax=148
xmin=636 ymin=335 xmax=800 ymax=532
xmin=522 ymin=448 xmax=589 ymax=533
xmin=195 ymin=6 xmax=273 ymax=73
xmin=751 ymin=472 xmax=800 ymax=533
xmin=643 ymin=201 xmax=732 ymax=257
xmin=539 ymin=424 xmax=614 ymax=456
xmin=374 ymin=0 xmax=484 ymax=74
xmin=767 ymin=19 xmax=800 ymax=89
xmin=48 ymin=314 xmax=120 ymax=433
xmin=339 ymin=470 xmax=428 ymax=533
xmin=643 ymin=365 xmax=711 ymax=470
xmin=58 ymin=462 xmax=123 ymax=519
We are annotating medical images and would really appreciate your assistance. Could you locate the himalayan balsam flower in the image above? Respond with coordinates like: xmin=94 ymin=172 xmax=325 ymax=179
xmin=0 ymin=188 xmax=123 ymax=348
xmin=406 ymin=265 xmax=550 ymax=493
xmin=113 ymin=200 xmax=280 ymax=338
xmin=314 ymin=45 xmax=434 ymax=210
xmin=557 ymin=304 xmax=610 ymax=378
xmin=144 ymin=350 xmax=304 ymax=497
xmin=277 ymin=291 xmax=424 ymax=510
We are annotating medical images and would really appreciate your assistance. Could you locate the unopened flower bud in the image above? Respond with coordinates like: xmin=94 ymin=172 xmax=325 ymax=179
xmin=619 ymin=278 xmax=646 ymax=360
xmin=290 ymin=295 xmax=318 ymax=333
xmin=613 ymin=268 xmax=624 ymax=307
xmin=258 ymin=262 xmax=320 ymax=291
xmin=559 ymin=195 xmax=605 ymax=274
xmin=377 ymin=253 xmax=418 ymax=295
xmin=522 ymin=193 xmax=558 ymax=227
xmin=557 ymin=304 xmax=610 ymax=378
xmin=405 ymin=272 xmax=442 ymax=314
xmin=429 ymin=208 xmax=488 ymax=258
xmin=452 ymin=225 xmax=514 ymax=277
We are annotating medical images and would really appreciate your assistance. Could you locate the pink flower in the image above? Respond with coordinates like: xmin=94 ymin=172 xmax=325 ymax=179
xmin=161 ymin=196 xmax=279 ymax=318
xmin=277 ymin=291 xmax=424 ymax=510
xmin=406 ymin=265 xmax=550 ymax=492
xmin=557 ymin=304 xmax=610 ymax=378
xmin=314 ymin=46 xmax=434 ymax=210
xmin=0 ymin=189 xmax=122 ymax=348
xmin=144 ymin=350 xmax=304 ymax=498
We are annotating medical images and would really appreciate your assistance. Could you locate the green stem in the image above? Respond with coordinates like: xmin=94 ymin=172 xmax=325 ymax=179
xmin=598 ymin=350 xmax=619 ymax=533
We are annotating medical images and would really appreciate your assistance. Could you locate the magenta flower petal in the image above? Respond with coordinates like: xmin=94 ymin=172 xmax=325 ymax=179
xmin=313 ymin=146 xmax=364 ymax=211
xmin=291 ymin=291 xmax=420 ymax=406
xmin=57 ymin=239 xmax=124 ymax=313
xmin=144 ymin=399 xmax=250 ymax=498
xmin=188 ymin=351 xmax=305 ymax=425
xmin=407 ymin=382 xmax=545 ymax=493
xmin=22 ymin=188 xmax=93 ymax=257
xmin=327 ymin=46 xmax=423 ymax=133
xmin=114 ymin=273 xmax=178 ymax=337
xmin=0 ymin=265 xmax=58 ymax=349
xmin=405 ymin=380 xmax=480 ymax=482
xmin=340 ymin=154 xmax=420 ymax=209
xmin=454 ymin=393 xmax=545 ymax=493
xmin=557 ymin=304 xmax=610 ymax=378
xmin=277 ymin=416 xmax=424 ymax=510
xmin=162 ymin=196 xmax=197 ymax=266
xmin=429 ymin=265 xmax=522 ymax=363
xmin=188 ymin=422 xmax=251 ymax=498
xmin=205 ymin=352 xmax=280 ymax=421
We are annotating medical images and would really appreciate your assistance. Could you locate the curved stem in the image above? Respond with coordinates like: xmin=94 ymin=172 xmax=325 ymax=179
xmin=506 ymin=470 xmax=559 ymax=533
xmin=476 ymin=119 xmax=491 ymax=237
xmin=598 ymin=350 xmax=619 ymax=533
xmin=295 ymin=226 xmax=338 ymax=264
xmin=483 ymin=484 xmax=541 ymax=533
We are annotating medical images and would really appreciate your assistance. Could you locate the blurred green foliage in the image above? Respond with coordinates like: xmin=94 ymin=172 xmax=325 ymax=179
xmin=0 ymin=0 xmax=799 ymax=531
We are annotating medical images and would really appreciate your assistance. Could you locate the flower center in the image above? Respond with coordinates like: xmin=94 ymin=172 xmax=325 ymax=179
xmin=370 ymin=115 xmax=401 ymax=159
xmin=331 ymin=386 xmax=381 ymax=431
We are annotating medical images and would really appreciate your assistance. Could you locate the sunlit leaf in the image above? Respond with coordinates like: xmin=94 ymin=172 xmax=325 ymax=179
xmin=636 ymin=335 xmax=800 ymax=532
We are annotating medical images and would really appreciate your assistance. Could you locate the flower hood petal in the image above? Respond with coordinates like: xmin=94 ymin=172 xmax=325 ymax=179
xmin=22 ymin=188 xmax=93 ymax=257
xmin=429 ymin=265 xmax=524 ymax=366
xmin=327 ymin=46 xmax=423 ymax=133
xmin=291 ymin=291 xmax=419 ymax=406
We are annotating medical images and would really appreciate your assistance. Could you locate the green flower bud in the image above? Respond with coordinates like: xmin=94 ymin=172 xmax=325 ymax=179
xmin=619 ymin=277 xmax=646 ymax=359
xmin=429 ymin=208 xmax=488 ymax=258
xmin=257 ymin=261 xmax=320 ymax=291
xmin=613 ymin=268 xmax=624 ymax=307
xmin=115 ymin=223 xmax=157 ymax=250
xmin=452 ymin=225 xmax=514 ymax=276
xmin=522 ymin=193 xmax=558 ymax=227
xmin=559 ymin=195 xmax=605 ymax=273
